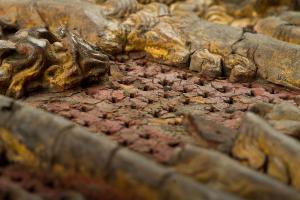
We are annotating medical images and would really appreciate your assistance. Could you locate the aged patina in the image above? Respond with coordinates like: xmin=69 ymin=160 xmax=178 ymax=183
xmin=0 ymin=0 xmax=300 ymax=97
xmin=0 ymin=1 xmax=300 ymax=200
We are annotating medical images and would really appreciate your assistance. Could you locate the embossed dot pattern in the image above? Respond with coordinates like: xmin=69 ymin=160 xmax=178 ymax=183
xmin=25 ymin=56 xmax=299 ymax=163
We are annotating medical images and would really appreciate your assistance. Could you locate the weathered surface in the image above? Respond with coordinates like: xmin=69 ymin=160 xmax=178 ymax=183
xmin=0 ymin=164 xmax=130 ymax=200
xmin=187 ymin=0 xmax=300 ymax=27
xmin=24 ymin=58 xmax=299 ymax=162
xmin=0 ymin=0 xmax=300 ymax=97
xmin=21 ymin=57 xmax=300 ymax=199
xmin=232 ymin=112 xmax=300 ymax=190
xmin=172 ymin=145 xmax=300 ymax=200
xmin=0 ymin=0 xmax=300 ymax=199
xmin=183 ymin=114 xmax=236 ymax=153
xmin=0 ymin=27 xmax=109 ymax=98
xmin=255 ymin=11 xmax=300 ymax=44
xmin=180 ymin=17 xmax=300 ymax=88
xmin=250 ymin=102 xmax=300 ymax=139
xmin=189 ymin=49 xmax=222 ymax=79
xmin=2 ymin=91 xmax=300 ymax=199
xmin=0 ymin=95 xmax=243 ymax=200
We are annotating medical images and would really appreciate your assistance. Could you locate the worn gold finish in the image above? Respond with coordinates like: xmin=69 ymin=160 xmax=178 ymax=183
xmin=0 ymin=27 xmax=108 ymax=98
xmin=0 ymin=128 xmax=39 ymax=167
xmin=0 ymin=0 xmax=300 ymax=94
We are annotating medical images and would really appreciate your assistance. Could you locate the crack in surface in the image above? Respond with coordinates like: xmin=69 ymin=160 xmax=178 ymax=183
xmin=49 ymin=124 xmax=76 ymax=167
